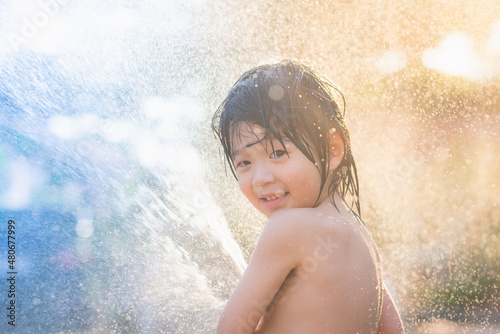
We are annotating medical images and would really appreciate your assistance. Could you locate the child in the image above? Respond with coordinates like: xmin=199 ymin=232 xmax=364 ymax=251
xmin=212 ymin=60 xmax=404 ymax=333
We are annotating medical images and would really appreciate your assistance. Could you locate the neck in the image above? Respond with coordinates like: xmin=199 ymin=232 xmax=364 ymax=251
xmin=316 ymin=192 xmax=351 ymax=215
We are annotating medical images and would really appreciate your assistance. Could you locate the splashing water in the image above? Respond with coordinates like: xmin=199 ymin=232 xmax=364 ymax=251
xmin=1 ymin=0 xmax=500 ymax=333
xmin=0 ymin=1 xmax=246 ymax=332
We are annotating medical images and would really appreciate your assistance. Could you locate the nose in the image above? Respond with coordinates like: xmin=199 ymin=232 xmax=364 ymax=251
xmin=252 ymin=164 xmax=274 ymax=190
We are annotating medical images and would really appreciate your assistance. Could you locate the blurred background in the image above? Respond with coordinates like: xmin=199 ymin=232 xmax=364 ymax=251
xmin=0 ymin=0 xmax=499 ymax=333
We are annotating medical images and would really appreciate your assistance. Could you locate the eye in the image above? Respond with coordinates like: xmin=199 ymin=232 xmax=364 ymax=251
xmin=236 ymin=160 xmax=251 ymax=168
xmin=270 ymin=150 xmax=287 ymax=159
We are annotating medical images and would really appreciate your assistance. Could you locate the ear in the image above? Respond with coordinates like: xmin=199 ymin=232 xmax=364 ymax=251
xmin=328 ymin=128 xmax=344 ymax=172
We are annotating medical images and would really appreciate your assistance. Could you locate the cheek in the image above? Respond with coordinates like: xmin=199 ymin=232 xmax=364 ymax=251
xmin=298 ymin=176 xmax=317 ymax=193
xmin=238 ymin=175 xmax=253 ymax=197
xmin=291 ymin=166 xmax=322 ymax=196
xmin=284 ymin=162 xmax=318 ymax=186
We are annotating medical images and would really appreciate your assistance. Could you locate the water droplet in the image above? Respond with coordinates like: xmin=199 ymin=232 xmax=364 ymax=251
xmin=76 ymin=219 xmax=94 ymax=238
xmin=268 ymin=85 xmax=285 ymax=101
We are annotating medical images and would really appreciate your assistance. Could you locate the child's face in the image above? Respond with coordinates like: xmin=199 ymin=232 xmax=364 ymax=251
xmin=231 ymin=123 xmax=326 ymax=218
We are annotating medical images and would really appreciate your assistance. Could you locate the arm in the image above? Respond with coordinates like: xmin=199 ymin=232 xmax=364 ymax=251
xmin=217 ymin=215 xmax=300 ymax=334
xmin=377 ymin=284 xmax=404 ymax=334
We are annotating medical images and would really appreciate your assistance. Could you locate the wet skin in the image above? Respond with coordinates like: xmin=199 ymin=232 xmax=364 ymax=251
xmin=217 ymin=124 xmax=383 ymax=333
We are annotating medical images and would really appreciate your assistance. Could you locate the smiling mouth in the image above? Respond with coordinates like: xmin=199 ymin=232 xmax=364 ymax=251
xmin=261 ymin=192 xmax=288 ymax=201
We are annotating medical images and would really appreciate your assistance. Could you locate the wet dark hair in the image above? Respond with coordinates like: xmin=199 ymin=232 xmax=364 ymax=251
xmin=212 ymin=60 xmax=360 ymax=216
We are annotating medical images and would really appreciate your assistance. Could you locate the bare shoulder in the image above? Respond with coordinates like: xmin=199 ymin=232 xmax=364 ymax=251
xmin=265 ymin=207 xmax=325 ymax=237
xmin=270 ymin=207 xmax=353 ymax=232
xmin=263 ymin=208 xmax=352 ymax=252
xmin=257 ymin=208 xmax=311 ymax=250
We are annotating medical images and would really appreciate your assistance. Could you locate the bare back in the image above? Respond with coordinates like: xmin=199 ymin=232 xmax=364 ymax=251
xmin=255 ymin=204 xmax=382 ymax=334
xmin=217 ymin=200 xmax=382 ymax=334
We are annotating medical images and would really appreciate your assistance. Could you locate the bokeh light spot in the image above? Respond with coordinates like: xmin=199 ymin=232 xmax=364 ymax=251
xmin=76 ymin=219 xmax=94 ymax=238
xmin=269 ymin=85 xmax=285 ymax=101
